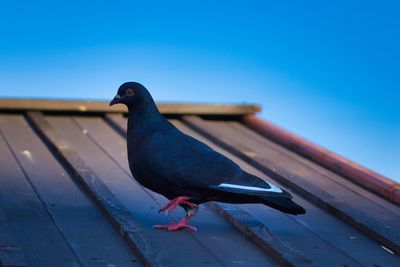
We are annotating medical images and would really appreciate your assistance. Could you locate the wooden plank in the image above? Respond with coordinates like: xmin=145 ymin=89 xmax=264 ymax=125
xmin=0 ymin=245 xmax=28 ymax=267
xmin=25 ymin=112 xmax=171 ymax=267
xmin=105 ymin=114 xmax=311 ymax=266
xmin=182 ymin=115 xmax=400 ymax=256
xmin=243 ymin=115 xmax=400 ymax=205
xmin=0 ymin=98 xmax=260 ymax=115
xmin=28 ymin=113 xmax=254 ymax=267
xmin=0 ymin=183 xmax=28 ymax=267
xmin=171 ymin=120 xmax=400 ymax=267
xmin=75 ymin=115 xmax=280 ymax=267
xmin=104 ymin=114 xmax=127 ymax=137
xmin=208 ymin=202 xmax=315 ymax=267
xmin=228 ymin=120 xmax=400 ymax=216
xmin=0 ymin=114 xmax=141 ymax=267
xmin=0 ymin=204 xmax=28 ymax=267
xmin=105 ymin=115 xmax=389 ymax=267
xmin=0 ymin=126 xmax=80 ymax=267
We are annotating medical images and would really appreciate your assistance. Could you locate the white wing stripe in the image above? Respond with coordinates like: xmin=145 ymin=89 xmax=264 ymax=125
xmin=217 ymin=183 xmax=283 ymax=193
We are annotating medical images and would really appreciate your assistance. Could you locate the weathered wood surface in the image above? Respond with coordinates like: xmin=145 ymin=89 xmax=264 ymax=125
xmin=106 ymin=115 xmax=400 ymax=267
xmin=173 ymin=119 xmax=400 ymax=267
xmin=27 ymin=112 xmax=279 ymax=267
xmin=0 ymin=114 xmax=141 ymax=267
xmin=243 ymin=115 xmax=400 ymax=205
xmin=0 ymin=120 xmax=80 ymax=267
xmin=0 ymin=98 xmax=260 ymax=115
xmin=25 ymin=112 xmax=169 ymax=267
xmin=182 ymin=115 xmax=400 ymax=256
xmin=208 ymin=202 xmax=315 ymax=267
xmin=230 ymin=120 xmax=400 ymax=216
xmin=74 ymin=115 xmax=279 ymax=267
xmin=0 ymin=200 xmax=28 ymax=267
xmin=1 ymin=105 xmax=399 ymax=266
xmin=105 ymin=114 xmax=315 ymax=266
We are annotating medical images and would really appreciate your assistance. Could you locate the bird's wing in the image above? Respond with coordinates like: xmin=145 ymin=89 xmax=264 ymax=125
xmin=139 ymin=129 xmax=289 ymax=197
xmin=139 ymin=129 xmax=240 ymax=186
xmin=208 ymin=171 xmax=291 ymax=197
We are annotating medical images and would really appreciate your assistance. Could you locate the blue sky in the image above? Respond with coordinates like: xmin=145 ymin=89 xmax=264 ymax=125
xmin=0 ymin=1 xmax=399 ymax=181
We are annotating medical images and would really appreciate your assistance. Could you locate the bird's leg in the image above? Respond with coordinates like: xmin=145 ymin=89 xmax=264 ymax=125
xmin=158 ymin=196 xmax=196 ymax=215
xmin=153 ymin=203 xmax=198 ymax=231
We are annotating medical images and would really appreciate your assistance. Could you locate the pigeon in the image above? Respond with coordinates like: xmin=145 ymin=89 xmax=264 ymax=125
xmin=110 ymin=82 xmax=306 ymax=231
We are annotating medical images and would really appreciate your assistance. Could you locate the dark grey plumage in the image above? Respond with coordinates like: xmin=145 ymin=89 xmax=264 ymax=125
xmin=110 ymin=82 xmax=305 ymax=230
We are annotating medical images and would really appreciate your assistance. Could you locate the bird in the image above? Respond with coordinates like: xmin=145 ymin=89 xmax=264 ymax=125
xmin=109 ymin=82 xmax=306 ymax=231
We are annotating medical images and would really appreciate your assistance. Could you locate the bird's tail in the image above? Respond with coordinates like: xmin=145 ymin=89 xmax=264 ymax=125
xmin=260 ymin=196 xmax=306 ymax=215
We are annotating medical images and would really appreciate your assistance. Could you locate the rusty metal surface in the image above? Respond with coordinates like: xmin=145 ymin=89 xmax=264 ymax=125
xmin=0 ymin=100 xmax=399 ymax=266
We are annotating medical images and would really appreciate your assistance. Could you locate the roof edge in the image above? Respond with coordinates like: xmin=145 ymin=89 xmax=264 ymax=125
xmin=0 ymin=98 xmax=261 ymax=115
xmin=242 ymin=115 xmax=400 ymax=205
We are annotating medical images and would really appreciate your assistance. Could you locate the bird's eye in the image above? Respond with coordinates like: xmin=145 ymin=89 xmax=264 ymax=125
xmin=126 ymin=88 xmax=135 ymax=96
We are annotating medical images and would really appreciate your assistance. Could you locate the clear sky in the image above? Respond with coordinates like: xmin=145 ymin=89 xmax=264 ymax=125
xmin=0 ymin=1 xmax=399 ymax=181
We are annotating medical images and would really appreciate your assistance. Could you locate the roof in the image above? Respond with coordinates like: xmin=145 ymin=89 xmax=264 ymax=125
xmin=0 ymin=98 xmax=399 ymax=267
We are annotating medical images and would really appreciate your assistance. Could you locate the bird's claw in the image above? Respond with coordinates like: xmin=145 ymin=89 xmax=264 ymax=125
xmin=155 ymin=196 xmax=198 ymax=231
xmin=158 ymin=196 xmax=196 ymax=216
xmin=158 ymin=205 xmax=175 ymax=216
xmin=159 ymin=210 xmax=169 ymax=216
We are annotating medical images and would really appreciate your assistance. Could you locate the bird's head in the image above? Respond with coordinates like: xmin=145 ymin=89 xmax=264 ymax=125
xmin=109 ymin=82 xmax=150 ymax=107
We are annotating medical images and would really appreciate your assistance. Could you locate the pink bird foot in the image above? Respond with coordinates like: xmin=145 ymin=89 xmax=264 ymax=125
xmin=154 ymin=197 xmax=198 ymax=231
xmin=158 ymin=196 xmax=196 ymax=215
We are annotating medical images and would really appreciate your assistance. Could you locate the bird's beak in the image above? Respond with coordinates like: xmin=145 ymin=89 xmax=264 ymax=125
xmin=109 ymin=94 xmax=121 ymax=106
